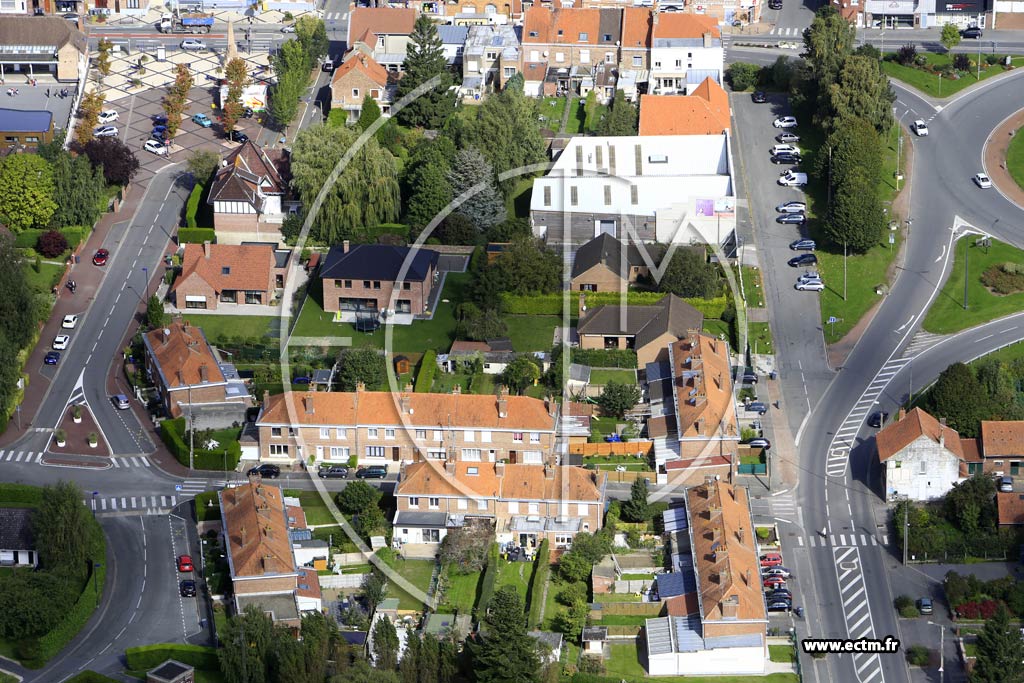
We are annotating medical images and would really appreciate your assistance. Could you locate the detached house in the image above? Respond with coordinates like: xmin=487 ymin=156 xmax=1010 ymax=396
xmin=575 ymin=292 xmax=704 ymax=366
xmin=876 ymin=408 xmax=973 ymax=501
xmin=570 ymin=233 xmax=652 ymax=292
xmin=208 ymin=141 xmax=291 ymax=245
xmin=649 ymin=12 xmax=723 ymax=95
xmin=170 ymin=242 xmax=289 ymax=311
xmin=320 ymin=241 xmax=439 ymax=322
xmin=346 ymin=7 xmax=418 ymax=71
xmin=330 ymin=50 xmax=394 ymax=124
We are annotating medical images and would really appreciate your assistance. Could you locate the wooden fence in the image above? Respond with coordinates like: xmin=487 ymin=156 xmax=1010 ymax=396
xmin=595 ymin=601 xmax=663 ymax=616
xmin=570 ymin=442 xmax=653 ymax=456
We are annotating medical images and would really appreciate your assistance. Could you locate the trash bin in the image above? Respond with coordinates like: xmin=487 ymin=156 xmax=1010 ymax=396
xmin=769 ymin=371 xmax=777 ymax=380
xmin=74 ymin=255 xmax=80 ymax=264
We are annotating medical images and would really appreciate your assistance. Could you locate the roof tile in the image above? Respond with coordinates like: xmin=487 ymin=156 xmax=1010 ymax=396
xmin=220 ymin=482 xmax=297 ymax=578
xmin=981 ymin=421 xmax=1024 ymax=458
xmin=172 ymin=243 xmax=275 ymax=295
xmin=876 ymin=407 xmax=964 ymax=462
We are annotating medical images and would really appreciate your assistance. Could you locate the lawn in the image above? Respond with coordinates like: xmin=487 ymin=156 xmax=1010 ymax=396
xmin=1008 ymin=128 xmax=1024 ymax=193
xmin=543 ymin=574 xmax=584 ymax=630
xmin=923 ymin=238 xmax=1024 ymax=334
xmin=741 ymin=266 xmax=765 ymax=308
xmin=605 ymin=642 xmax=798 ymax=683
xmin=881 ymin=53 xmax=1024 ymax=98
xmin=703 ymin=318 xmax=731 ymax=343
xmin=495 ymin=558 xmax=535 ymax=603
xmin=595 ymin=614 xmax=650 ymax=626
xmin=539 ymin=96 xmax=567 ymax=130
xmin=431 ymin=371 xmax=495 ymax=395
xmin=590 ymin=368 xmax=637 ymax=385
xmin=507 ymin=177 xmax=535 ymax=219
xmin=438 ymin=566 xmax=481 ymax=615
xmin=769 ymin=644 xmax=796 ymax=663
xmin=384 ymin=558 xmax=437 ymax=610
xmin=503 ymin=315 xmax=559 ymax=352
xmin=282 ymin=489 xmax=341 ymax=526
xmin=24 ymin=261 xmax=64 ymax=292
xmin=181 ymin=314 xmax=278 ymax=344
xmin=589 ymin=416 xmax=620 ymax=437
xmin=748 ymin=321 xmax=773 ymax=355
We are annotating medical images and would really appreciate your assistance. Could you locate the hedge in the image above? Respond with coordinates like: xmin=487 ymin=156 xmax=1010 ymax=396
xmin=527 ymin=539 xmax=550 ymax=629
xmin=501 ymin=292 xmax=729 ymax=318
xmin=125 ymin=644 xmax=219 ymax=670
xmin=414 ymin=350 xmax=437 ymax=392
xmin=178 ymin=227 xmax=216 ymax=244
xmin=185 ymin=183 xmax=205 ymax=229
xmin=0 ymin=482 xmax=44 ymax=506
xmin=194 ymin=491 xmax=221 ymax=522
xmin=571 ymin=348 xmax=638 ymax=369
xmin=14 ymin=227 xmax=87 ymax=252
xmin=159 ymin=418 xmax=242 ymax=471
xmin=66 ymin=672 xmax=121 ymax=683
xmin=476 ymin=542 xmax=500 ymax=618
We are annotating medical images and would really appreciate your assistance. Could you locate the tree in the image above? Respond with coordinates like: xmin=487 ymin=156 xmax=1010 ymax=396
xmin=295 ymin=16 xmax=329 ymax=68
xmin=0 ymin=233 xmax=37 ymax=349
xmin=944 ymin=474 xmax=997 ymax=537
xmin=455 ymin=302 xmax=508 ymax=341
xmin=597 ymin=380 xmax=641 ymax=419
xmin=35 ymin=230 xmax=67 ymax=258
xmin=726 ymin=62 xmax=761 ymax=90
xmin=439 ymin=523 xmax=494 ymax=572
xmin=598 ymin=89 xmax=638 ymax=136
xmin=405 ymin=164 xmax=452 ymax=231
xmin=95 ymin=38 xmax=113 ymax=78
xmin=335 ymin=348 xmax=386 ymax=391
xmin=399 ymin=629 xmax=421 ymax=683
xmin=358 ymin=94 xmax=382 ymax=131
xmin=657 ymin=247 xmax=720 ymax=298
xmin=357 ymin=503 xmax=388 ymax=538
xmin=396 ymin=15 xmax=454 ymax=128
xmin=500 ymin=356 xmax=541 ymax=395
xmin=803 ymin=6 xmax=856 ymax=88
xmin=76 ymin=90 xmax=105 ymax=147
xmin=922 ymin=363 xmax=989 ymax=437
xmin=972 ymin=603 xmax=1024 ymax=683
xmin=268 ymin=66 xmax=305 ymax=129
xmin=218 ymin=604 xmax=275 ymax=683
xmin=490 ymin=237 xmax=561 ymax=295
xmin=362 ymin=569 xmax=388 ymax=614
xmin=822 ymin=117 xmax=883 ymax=194
xmin=223 ymin=57 xmax=250 ymax=134
xmin=827 ymin=55 xmax=895 ymax=133
xmin=337 ymin=480 xmax=383 ymax=515
xmin=289 ymin=124 xmax=400 ymax=242
xmin=438 ymin=213 xmax=479 ymax=245
xmin=941 ymin=23 xmax=962 ymax=52
xmin=823 ymin=165 xmax=884 ymax=253
xmin=299 ymin=611 xmax=333 ymax=683
xmin=0 ymin=153 xmax=56 ymax=231
xmin=622 ymin=477 xmax=650 ymax=523
xmin=34 ymin=480 xmax=92 ymax=573
xmin=552 ymin=597 xmax=589 ymax=641
xmin=446 ymin=148 xmax=506 ymax=232
xmin=82 ymin=137 xmax=140 ymax=186
xmin=472 ymin=586 xmax=540 ymax=683
xmin=557 ymin=550 xmax=592 ymax=583
xmin=165 ymin=64 xmax=194 ymax=139
xmin=50 ymin=152 xmax=105 ymax=229
xmin=372 ymin=616 xmax=400 ymax=670
xmin=187 ymin=149 xmax=221 ymax=186
xmin=146 ymin=294 xmax=167 ymax=330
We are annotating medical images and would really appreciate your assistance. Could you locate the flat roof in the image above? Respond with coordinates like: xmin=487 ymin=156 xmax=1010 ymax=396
xmin=0 ymin=108 xmax=52 ymax=133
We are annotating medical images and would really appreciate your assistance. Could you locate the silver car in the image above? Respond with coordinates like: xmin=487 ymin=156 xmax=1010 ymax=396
xmin=94 ymin=125 xmax=118 ymax=138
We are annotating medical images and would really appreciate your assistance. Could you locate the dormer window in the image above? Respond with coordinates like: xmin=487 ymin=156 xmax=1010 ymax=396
xmin=603 ymin=33 xmax=612 ymax=41
xmin=221 ymin=267 xmax=230 ymax=275
xmin=557 ymin=29 xmax=563 ymax=36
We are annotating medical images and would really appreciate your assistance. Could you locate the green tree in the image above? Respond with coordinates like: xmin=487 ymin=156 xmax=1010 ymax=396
xmin=827 ymin=56 xmax=895 ymax=133
xmin=803 ymin=6 xmax=856 ymax=88
xmin=146 ymin=294 xmax=167 ymax=330
xmin=295 ymin=16 xmax=329 ymax=68
xmin=34 ymin=480 xmax=92 ymax=573
xmin=455 ymin=302 xmax=508 ymax=341
xmin=76 ymin=90 xmax=105 ymax=147
xmin=335 ymin=348 xmax=386 ymax=391
xmin=95 ymin=38 xmax=113 ymax=77
xmin=289 ymin=123 xmax=400 ymax=242
xmin=0 ymin=233 xmax=37 ymax=349
xmin=187 ymin=149 xmax=221 ymax=186
xmin=0 ymin=333 xmax=24 ymax=427
xmin=500 ymin=356 xmax=541 ymax=395
xmin=218 ymin=604 xmax=275 ymax=683
xmin=357 ymin=503 xmax=388 ymax=538
xmin=941 ymin=23 xmax=962 ymax=52
xmin=922 ymin=363 xmax=988 ymax=437
xmin=944 ymin=474 xmax=997 ymax=536
xmin=164 ymin=64 xmax=194 ymax=139
xmin=268 ymin=66 xmax=305 ymax=129
xmin=657 ymin=246 xmax=720 ymax=298
xmin=362 ymin=569 xmax=387 ymax=614
xmin=399 ymin=629 xmax=421 ymax=683
xmin=396 ymin=15 xmax=454 ymax=128
xmin=557 ymin=550 xmax=592 ymax=583
xmin=726 ymin=62 xmax=761 ymax=90
xmin=299 ymin=611 xmax=333 ymax=682
xmin=406 ymin=164 xmax=453 ymax=231
xmin=0 ymin=153 xmax=56 ymax=231
xmin=622 ymin=476 xmax=650 ymax=522
xmin=438 ymin=213 xmax=479 ymax=245
xmin=823 ymin=165 xmax=885 ymax=253
xmin=598 ymin=89 xmax=639 ymax=136
xmin=446 ymin=148 xmax=506 ymax=232
xmin=972 ymin=603 xmax=1024 ymax=683
xmin=0 ymin=571 xmax=74 ymax=640
xmin=49 ymin=152 xmax=104 ymax=229
xmin=358 ymin=94 xmax=382 ymax=131
xmin=472 ymin=586 xmax=540 ymax=683
xmin=822 ymin=116 xmax=883 ymax=194
xmin=223 ymin=57 xmax=250 ymax=134
xmin=489 ymin=237 xmax=561 ymax=295
xmin=552 ymin=597 xmax=589 ymax=642
xmin=372 ymin=616 xmax=400 ymax=670
xmin=337 ymin=480 xmax=383 ymax=515
xmin=597 ymin=380 xmax=641 ymax=419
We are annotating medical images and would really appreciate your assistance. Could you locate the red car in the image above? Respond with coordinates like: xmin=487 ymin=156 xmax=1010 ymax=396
xmin=177 ymin=554 xmax=194 ymax=572
xmin=92 ymin=249 xmax=109 ymax=266
xmin=763 ymin=575 xmax=787 ymax=589
xmin=760 ymin=552 xmax=783 ymax=568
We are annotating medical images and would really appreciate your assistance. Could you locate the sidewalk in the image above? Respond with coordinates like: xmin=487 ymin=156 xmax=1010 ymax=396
xmin=984 ymin=111 xmax=1024 ymax=210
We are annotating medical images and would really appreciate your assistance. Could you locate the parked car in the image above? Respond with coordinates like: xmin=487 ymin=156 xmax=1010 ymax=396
xmin=768 ymin=0 xmax=782 ymax=8
xmin=763 ymin=566 xmax=792 ymax=579
xmin=228 ymin=129 xmax=249 ymax=143
xmin=356 ymin=465 xmax=389 ymax=479
xmin=776 ymin=212 xmax=806 ymax=225
xmin=796 ymin=280 xmax=826 ymax=292
xmin=746 ymin=402 xmax=769 ymax=415
xmin=868 ymin=411 xmax=889 ymax=428
xmin=748 ymin=437 xmax=771 ymax=450
xmin=788 ymin=253 xmax=817 ymax=267
xmin=192 ymin=113 xmax=212 ymax=128
xmin=63 ymin=12 xmax=79 ymax=20
xmin=974 ymin=172 xmax=992 ymax=189
xmin=912 ymin=120 xmax=929 ymax=136
xmin=1000 ymin=476 xmax=1014 ymax=493
xmin=776 ymin=132 xmax=800 ymax=143
xmin=144 ymin=139 xmax=168 ymax=156
xmin=151 ymin=114 xmax=168 ymax=126
xmin=44 ymin=351 xmax=60 ymax=365
xmin=52 ymin=335 xmax=69 ymax=350
xmin=62 ymin=314 xmax=78 ymax=329
xmin=281 ymin=23 xmax=296 ymax=32
xmin=778 ymin=171 xmax=808 ymax=187
xmin=777 ymin=201 xmax=807 ymax=213
xmin=247 ymin=463 xmax=281 ymax=478
xmin=318 ymin=466 xmax=349 ymax=479
xmin=180 ymin=580 xmax=197 ymax=597
xmin=177 ymin=555 xmax=194 ymax=572
xmin=97 ymin=109 xmax=119 ymax=124
xmin=321 ymin=60 xmax=335 ymax=72
xmin=797 ymin=271 xmax=822 ymax=284
xmin=114 ymin=394 xmax=131 ymax=410
xmin=763 ymin=576 xmax=788 ymax=589
xmin=771 ymin=153 xmax=802 ymax=165
xmin=767 ymin=588 xmax=793 ymax=600
xmin=917 ymin=597 xmax=934 ymax=614
xmin=767 ymin=600 xmax=793 ymax=612
xmin=760 ymin=552 xmax=783 ymax=567
xmin=790 ymin=239 xmax=816 ymax=251
xmin=94 ymin=125 xmax=118 ymax=138
xmin=741 ymin=372 xmax=758 ymax=384
xmin=771 ymin=144 xmax=801 ymax=156
xmin=961 ymin=26 xmax=983 ymax=38
xmin=243 ymin=107 xmax=254 ymax=118
xmin=152 ymin=124 xmax=168 ymax=135
xmin=180 ymin=39 xmax=207 ymax=50
xmin=752 ymin=91 xmax=767 ymax=103
xmin=773 ymin=116 xmax=798 ymax=128
xmin=92 ymin=248 xmax=109 ymax=266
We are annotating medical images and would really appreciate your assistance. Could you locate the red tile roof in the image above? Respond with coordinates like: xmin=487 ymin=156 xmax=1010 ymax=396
xmin=639 ymin=80 xmax=731 ymax=136
xmin=671 ymin=332 xmax=738 ymax=443
xmin=220 ymin=482 xmax=296 ymax=578
xmin=296 ymin=568 xmax=323 ymax=601
xmin=981 ymin=421 xmax=1024 ymax=458
xmin=144 ymin=320 xmax=225 ymax=389
xmin=348 ymin=7 xmax=416 ymax=45
xmin=997 ymin=492 xmax=1024 ymax=525
xmin=653 ymin=13 xmax=720 ymax=40
xmin=665 ymin=592 xmax=700 ymax=616
xmin=522 ymin=7 xmax=611 ymax=46
xmin=397 ymin=460 xmax=605 ymax=501
xmin=172 ymin=243 xmax=275 ymax=295
xmin=332 ymin=51 xmax=389 ymax=88
xmin=621 ymin=7 xmax=652 ymax=49
xmin=876 ymin=407 xmax=964 ymax=462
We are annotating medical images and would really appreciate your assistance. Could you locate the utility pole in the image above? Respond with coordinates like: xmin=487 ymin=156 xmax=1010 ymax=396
xmin=978 ymin=40 xmax=982 ymax=81
xmin=843 ymin=241 xmax=848 ymax=301
xmin=188 ymin=384 xmax=194 ymax=471
xmin=896 ymin=130 xmax=903 ymax=191
xmin=903 ymin=496 xmax=910 ymax=565
xmin=963 ymin=236 xmax=969 ymax=310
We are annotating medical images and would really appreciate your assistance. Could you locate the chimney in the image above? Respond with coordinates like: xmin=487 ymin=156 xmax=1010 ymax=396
xmin=445 ymin=458 xmax=456 ymax=476
xmin=203 ymin=240 xmax=212 ymax=259
xmin=745 ymin=569 xmax=752 ymax=586
xmin=400 ymin=392 xmax=411 ymax=414
xmin=898 ymin=407 xmax=906 ymax=421
xmin=737 ymin=526 xmax=745 ymax=544
xmin=578 ymin=291 xmax=587 ymax=318
xmin=199 ymin=364 xmax=209 ymax=382
xmin=703 ymin=31 xmax=712 ymax=48
xmin=343 ymin=239 xmax=350 ymax=254
xmin=241 ymin=525 xmax=248 ymax=546
xmin=696 ymin=416 xmax=705 ymax=434
xmin=304 ymin=396 xmax=315 ymax=415
xmin=404 ymin=382 xmax=414 ymax=394
xmin=356 ymin=381 xmax=366 ymax=393
xmin=263 ymin=390 xmax=270 ymax=408
xmin=497 ymin=387 xmax=508 ymax=418
xmin=496 ymin=460 xmax=506 ymax=477
xmin=162 ymin=328 xmax=171 ymax=344
xmin=544 ymin=463 xmax=555 ymax=479
xmin=721 ymin=594 xmax=739 ymax=619
xmin=716 ymin=567 xmax=729 ymax=585
xmin=652 ymin=2 xmax=659 ymax=24
xmin=546 ymin=397 xmax=557 ymax=417
xmin=452 ymin=384 xmax=461 ymax=395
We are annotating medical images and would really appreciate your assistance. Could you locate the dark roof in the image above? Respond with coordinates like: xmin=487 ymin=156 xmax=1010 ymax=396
xmin=486 ymin=338 xmax=514 ymax=352
xmin=393 ymin=510 xmax=450 ymax=527
xmin=0 ymin=108 xmax=52 ymax=133
xmin=208 ymin=141 xmax=286 ymax=212
xmin=341 ymin=630 xmax=368 ymax=645
xmin=582 ymin=626 xmax=608 ymax=641
xmin=0 ymin=508 xmax=34 ymax=550
xmin=577 ymin=294 xmax=703 ymax=349
xmin=148 ymin=659 xmax=193 ymax=682
xmin=0 ymin=17 xmax=87 ymax=54
xmin=571 ymin=233 xmax=645 ymax=279
xmin=655 ymin=571 xmax=689 ymax=598
xmin=321 ymin=244 xmax=438 ymax=282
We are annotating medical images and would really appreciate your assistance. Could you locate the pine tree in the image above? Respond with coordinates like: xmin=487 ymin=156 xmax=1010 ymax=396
xmin=472 ymin=586 xmax=540 ymax=683
xmin=396 ymin=15 xmax=454 ymax=128
xmin=622 ymin=476 xmax=650 ymax=523
xmin=372 ymin=616 xmax=400 ymax=670
xmin=358 ymin=93 xmax=382 ymax=131
xmin=598 ymin=89 xmax=638 ymax=136
xmin=972 ymin=603 xmax=1024 ymax=683
xmin=446 ymin=148 xmax=506 ymax=232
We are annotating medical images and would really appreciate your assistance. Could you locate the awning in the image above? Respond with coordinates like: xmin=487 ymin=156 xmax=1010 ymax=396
xmin=184 ymin=295 xmax=206 ymax=302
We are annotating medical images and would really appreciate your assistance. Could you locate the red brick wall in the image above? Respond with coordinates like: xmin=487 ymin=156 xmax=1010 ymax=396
xmin=321 ymin=262 xmax=435 ymax=314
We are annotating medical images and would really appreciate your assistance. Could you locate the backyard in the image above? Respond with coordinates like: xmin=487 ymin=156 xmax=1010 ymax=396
xmin=437 ymin=565 xmax=482 ymax=615
xmin=384 ymin=558 xmax=436 ymax=610
xmin=589 ymin=368 xmax=638 ymax=385
xmin=604 ymin=641 xmax=798 ymax=682
xmin=181 ymin=314 xmax=278 ymax=344
xmin=496 ymin=557 xmax=536 ymax=602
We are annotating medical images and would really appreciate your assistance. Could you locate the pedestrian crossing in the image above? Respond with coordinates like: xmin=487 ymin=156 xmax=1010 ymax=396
xmin=0 ymin=449 xmax=156 ymax=467
xmin=768 ymin=26 xmax=802 ymax=36
xmin=794 ymin=533 xmax=889 ymax=548
xmin=324 ymin=11 xmax=348 ymax=21
xmin=110 ymin=456 xmax=152 ymax=468
xmin=87 ymin=494 xmax=180 ymax=516
xmin=0 ymin=449 xmax=42 ymax=463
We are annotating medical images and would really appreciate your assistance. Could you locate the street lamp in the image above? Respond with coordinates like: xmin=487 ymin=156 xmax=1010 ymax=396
xmin=927 ymin=621 xmax=945 ymax=682
xmin=142 ymin=266 xmax=149 ymax=302
xmin=963 ymin=233 xmax=970 ymax=310
xmin=93 ymin=562 xmax=102 ymax=596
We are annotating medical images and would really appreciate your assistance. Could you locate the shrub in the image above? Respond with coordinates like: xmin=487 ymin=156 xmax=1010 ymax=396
xmin=557 ymin=581 xmax=587 ymax=607
xmin=899 ymin=605 xmax=920 ymax=618
xmin=475 ymin=543 xmax=500 ymax=619
xmin=956 ymin=599 xmax=1000 ymax=620
xmin=185 ymin=183 xmax=205 ymax=229
xmin=906 ymin=645 xmax=930 ymax=666
xmin=414 ymin=350 xmax=437 ymax=392
xmin=894 ymin=595 xmax=914 ymax=611
xmin=896 ymin=43 xmax=918 ymax=66
xmin=159 ymin=418 xmax=242 ymax=471
xmin=953 ymin=53 xmax=971 ymax=71
xmin=178 ymin=227 xmax=216 ymax=244
xmin=579 ymin=656 xmax=606 ymax=675
xmin=67 ymin=672 xmax=122 ymax=683
xmin=36 ymin=230 xmax=69 ymax=258
xmin=0 ymin=483 xmax=44 ymax=506
xmin=986 ymin=54 xmax=1001 ymax=65
xmin=915 ymin=54 xmax=929 ymax=67
xmin=980 ymin=263 xmax=1024 ymax=295
xmin=125 ymin=644 xmax=219 ymax=670
xmin=527 ymin=539 xmax=550 ymax=629
xmin=726 ymin=62 xmax=761 ymax=90
xmin=571 ymin=348 xmax=638 ymax=369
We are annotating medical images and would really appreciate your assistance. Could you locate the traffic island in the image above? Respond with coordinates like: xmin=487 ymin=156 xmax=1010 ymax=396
xmin=49 ymin=402 xmax=110 ymax=457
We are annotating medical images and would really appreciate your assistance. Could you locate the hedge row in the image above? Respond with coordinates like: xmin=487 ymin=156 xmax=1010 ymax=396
xmin=13 ymin=227 xmax=88 ymax=251
xmin=125 ymin=643 xmax=219 ymax=670
xmin=194 ymin=491 xmax=222 ymax=522
xmin=66 ymin=672 xmax=121 ymax=683
xmin=178 ymin=227 xmax=216 ymax=244
xmin=570 ymin=348 xmax=638 ymax=369
xmin=0 ymin=483 xmax=44 ymax=506
xmin=527 ymin=539 xmax=550 ymax=629
xmin=476 ymin=542 xmax=500 ymax=618
xmin=159 ymin=418 xmax=242 ymax=471
xmin=414 ymin=350 xmax=437 ymax=392
xmin=185 ymin=183 xmax=205 ymax=229
xmin=501 ymin=292 xmax=729 ymax=318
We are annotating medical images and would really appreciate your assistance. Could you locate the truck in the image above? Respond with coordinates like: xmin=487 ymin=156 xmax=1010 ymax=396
xmin=158 ymin=11 xmax=214 ymax=34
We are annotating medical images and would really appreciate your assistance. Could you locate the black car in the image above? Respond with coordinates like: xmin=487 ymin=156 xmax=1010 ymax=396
xmin=790 ymin=239 xmax=816 ymax=251
xmin=745 ymin=401 xmax=769 ymax=415
xmin=776 ymin=213 xmax=807 ymax=225
xmin=788 ymin=253 xmax=818 ymax=267
xmin=770 ymin=153 xmax=802 ymax=165
xmin=355 ymin=465 xmax=388 ymax=479
xmin=180 ymin=579 xmax=197 ymax=597
xmin=767 ymin=588 xmax=793 ymax=600
xmin=318 ymin=466 xmax=349 ymax=479
xmin=752 ymin=91 xmax=767 ymax=104
xmin=768 ymin=0 xmax=783 ymax=8
xmin=44 ymin=351 xmax=60 ymax=365
xmin=741 ymin=372 xmax=758 ymax=384
xmin=961 ymin=26 xmax=983 ymax=38
xmin=767 ymin=600 xmax=793 ymax=612
xmin=247 ymin=464 xmax=281 ymax=478
xmin=868 ymin=411 xmax=889 ymax=428
xmin=243 ymin=107 xmax=254 ymax=118
xmin=228 ymin=129 xmax=250 ymax=143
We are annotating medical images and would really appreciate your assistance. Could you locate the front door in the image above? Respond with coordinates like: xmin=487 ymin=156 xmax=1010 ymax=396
xmin=392 ymin=447 xmax=400 ymax=461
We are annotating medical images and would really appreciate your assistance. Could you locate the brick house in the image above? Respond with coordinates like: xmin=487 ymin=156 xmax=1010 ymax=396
xmin=876 ymin=407 xmax=972 ymax=501
xmin=649 ymin=12 xmax=723 ymax=95
xmin=393 ymin=458 xmax=606 ymax=552
xmin=978 ymin=421 xmax=1024 ymax=476
xmin=0 ymin=18 xmax=87 ymax=83
xmin=460 ymin=24 xmax=521 ymax=98
xmin=170 ymin=242 xmax=290 ymax=311
xmin=207 ymin=140 xmax=291 ymax=245
xmin=142 ymin=319 xmax=253 ymax=425
xmin=253 ymin=384 xmax=558 ymax=468
xmin=639 ymin=78 xmax=731 ymax=136
xmin=319 ymin=241 xmax=439 ymax=321
xmin=575 ymin=292 xmax=704 ymax=366
xmin=620 ymin=7 xmax=653 ymax=73
xmin=330 ymin=50 xmax=395 ymax=124
xmin=521 ymin=7 xmax=623 ymax=93
xmin=346 ymin=7 xmax=418 ymax=71
xmin=570 ymin=233 xmax=652 ymax=292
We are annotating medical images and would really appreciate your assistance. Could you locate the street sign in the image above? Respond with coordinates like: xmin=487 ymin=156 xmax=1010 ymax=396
xmin=827 ymin=316 xmax=837 ymax=324
xmin=175 ymin=484 xmax=182 ymax=492
xmin=889 ymin=233 xmax=895 ymax=245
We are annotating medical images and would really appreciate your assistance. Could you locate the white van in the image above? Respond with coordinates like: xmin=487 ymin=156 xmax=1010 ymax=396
xmin=778 ymin=171 xmax=808 ymax=187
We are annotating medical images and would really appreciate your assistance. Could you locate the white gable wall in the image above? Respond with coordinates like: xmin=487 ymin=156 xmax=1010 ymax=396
xmin=883 ymin=434 xmax=964 ymax=501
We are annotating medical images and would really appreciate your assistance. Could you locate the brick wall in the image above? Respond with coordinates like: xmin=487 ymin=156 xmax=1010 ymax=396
xmin=321 ymin=263 xmax=435 ymax=314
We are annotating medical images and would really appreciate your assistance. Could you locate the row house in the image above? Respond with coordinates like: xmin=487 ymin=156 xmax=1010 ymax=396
xmin=460 ymin=24 xmax=521 ymax=99
xmin=254 ymin=385 xmax=558 ymax=468
xmin=521 ymin=6 xmax=623 ymax=93
xmin=346 ymin=7 xmax=418 ymax=71
xmin=393 ymin=458 xmax=607 ymax=551
xmin=649 ymin=12 xmax=722 ymax=95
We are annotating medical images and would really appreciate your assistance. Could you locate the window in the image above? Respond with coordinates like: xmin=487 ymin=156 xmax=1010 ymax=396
xmin=366 ymin=446 xmax=386 ymax=457
xmin=429 ymin=497 xmax=440 ymax=508
xmin=632 ymin=55 xmax=642 ymax=67
xmin=543 ymin=186 xmax=551 ymax=206
xmin=528 ymin=502 xmax=540 ymax=514
xmin=577 ymin=503 xmax=589 ymax=516
xmin=336 ymin=428 xmax=347 ymax=439
xmin=508 ymin=501 xmax=519 ymax=514
xmin=522 ymin=451 xmax=543 ymax=464
xmin=630 ymin=185 xmax=638 ymax=205
xmin=675 ymin=59 xmax=682 ymax=68
xmin=416 ymin=429 xmax=427 ymax=439
xmin=269 ymin=444 xmax=289 ymax=456
xmin=289 ymin=428 xmax=297 ymax=437
xmin=467 ymin=466 xmax=479 ymax=475
xmin=570 ymin=186 xmax=578 ymax=206
xmin=530 ymin=433 xmax=541 ymax=443
xmin=363 ymin=280 xmax=371 ymax=288
xmin=433 ymin=430 xmax=443 ymax=441
xmin=329 ymin=446 xmax=349 ymax=459
xmin=557 ymin=29 xmax=564 ymax=36
xmin=221 ymin=266 xmax=231 ymax=275
xmin=605 ymin=52 xmax=614 ymax=64
xmin=344 ymin=280 xmax=352 ymax=288
xmin=578 ymin=32 xmax=588 ymax=41
xmin=477 ymin=499 xmax=487 ymax=510
xmin=920 ymin=461 xmax=927 ymax=474
xmin=368 ymin=428 xmax=378 ymax=438
xmin=504 ymin=66 xmax=515 ymax=78
xmin=654 ymin=61 xmax=662 ymax=68
xmin=555 ymin=534 xmax=573 ymax=548
xmin=894 ymin=461 xmax=902 ymax=469
xmin=579 ymin=49 xmax=590 ymax=63
xmin=486 ymin=50 xmax=497 ymax=60
xmin=513 ymin=432 xmax=523 ymax=442
xmin=373 ymin=281 xmax=381 ymax=290
xmin=480 ymin=431 xmax=492 ymax=443
xmin=457 ymin=498 xmax=468 ymax=510
xmin=370 ymin=88 xmax=380 ymax=99
xmin=462 ymin=449 xmax=482 ymax=461
xmin=385 ymin=428 xmax=396 ymax=439
xmin=410 ymin=497 xmax=420 ymax=508
xmin=352 ymin=88 xmax=360 ymax=98
xmin=604 ymin=185 xmax=611 ymax=205
xmin=555 ymin=51 xmax=565 ymax=63
xmin=428 ymin=449 xmax=446 ymax=460
xmin=465 ymin=430 xmax=475 ymax=442
xmin=402 ymin=282 xmax=411 ymax=290
xmin=529 ymin=30 xmax=538 ymax=37
xmin=272 ymin=427 xmax=282 ymax=437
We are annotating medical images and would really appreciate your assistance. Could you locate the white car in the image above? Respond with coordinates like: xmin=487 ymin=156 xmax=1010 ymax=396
xmin=144 ymin=139 xmax=168 ymax=156
xmin=281 ymin=24 xmax=296 ymax=32
xmin=773 ymin=116 xmax=798 ymax=129
xmin=771 ymin=144 xmax=801 ymax=156
xmin=974 ymin=173 xmax=992 ymax=189
xmin=97 ymin=110 xmax=119 ymax=124
xmin=776 ymin=132 xmax=800 ymax=143
xmin=180 ymin=39 xmax=207 ymax=50
xmin=912 ymin=120 xmax=928 ymax=136
xmin=94 ymin=125 xmax=118 ymax=138
xmin=52 ymin=335 xmax=69 ymax=350
xmin=795 ymin=280 xmax=825 ymax=292
xmin=776 ymin=201 xmax=807 ymax=213
xmin=62 ymin=314 xmax=79 ymax=329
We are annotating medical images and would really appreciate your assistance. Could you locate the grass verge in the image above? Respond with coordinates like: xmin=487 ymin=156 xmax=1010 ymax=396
xmin=881 ymin=53 xmax=1024 ymax=98
xmin=1008 ymin=128 xmax=1024 ymax=193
